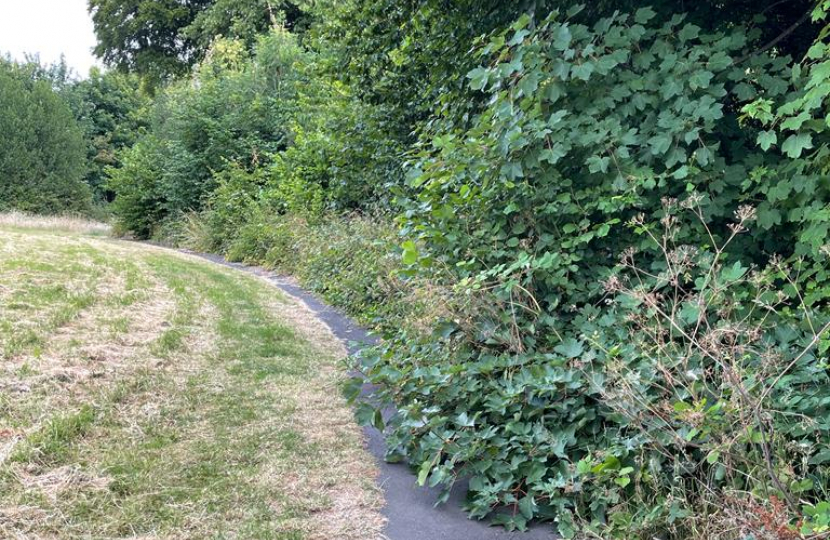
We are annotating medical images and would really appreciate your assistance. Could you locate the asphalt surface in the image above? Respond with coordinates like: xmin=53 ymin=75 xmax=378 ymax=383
xmin=188 ymin=252 xmax=557 ymax=540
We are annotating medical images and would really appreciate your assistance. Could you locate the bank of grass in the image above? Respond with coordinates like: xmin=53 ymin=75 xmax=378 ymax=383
xmin=0 ymin=225 xmax=383 ymax=539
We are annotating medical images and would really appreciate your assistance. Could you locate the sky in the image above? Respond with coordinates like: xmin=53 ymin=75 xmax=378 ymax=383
xmin=0 ymin=0 xmax=101 ymax=77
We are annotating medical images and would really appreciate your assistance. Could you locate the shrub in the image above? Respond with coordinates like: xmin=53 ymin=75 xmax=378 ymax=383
xmin=355 ymin=8 xmax=830 ymax=537
xmin=107 ymin=136 xmax=167 ymax=238
xmin=109 ymin=29 xmax=306 ymax=234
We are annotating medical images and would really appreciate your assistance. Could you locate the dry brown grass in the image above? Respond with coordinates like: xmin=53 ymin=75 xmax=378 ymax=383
xmin=0 ymin=211 xmax=111 ymax=235
xmin=0 ymin=228 xmax=385 ymax=540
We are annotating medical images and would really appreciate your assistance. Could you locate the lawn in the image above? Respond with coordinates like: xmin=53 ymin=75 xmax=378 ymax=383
xmin=0 ymin=219 xmax=383 ymax=539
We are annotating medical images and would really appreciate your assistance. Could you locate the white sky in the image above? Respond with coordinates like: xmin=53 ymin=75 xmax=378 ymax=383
xmin=0 ymin=0 xmax=101 ymax=77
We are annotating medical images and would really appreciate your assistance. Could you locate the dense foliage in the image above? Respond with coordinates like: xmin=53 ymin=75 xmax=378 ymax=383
xmin=67 ymin=68 xmax=150 ymax=201
xmin=0 ymin=60 xmax=91 ymax=214
xmin=360 ymin=10 xmax=830 ymax=536
xmin=88 ymin=0 xmax=308 ymax=86
xmin=108 ymin=32 xmax=302 ymax=235
xmin=8 ymin=0 xmax=828 ymax=537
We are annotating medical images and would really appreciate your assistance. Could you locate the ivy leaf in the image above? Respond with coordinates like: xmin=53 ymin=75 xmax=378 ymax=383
xmin=552 ymin=25 xmax=572 ymax=51
xmin=781 ymin=132 xmax=813 ymax=158
xmin=518 ymin=496 xmax=535 ymax=520
xmin=508 ymin=29 xmax=530 ymax=47
xmin=757 ymin=130 xmax=777 ymax=151
xmin=756 ymin=204 xmax=782 ymax=229
xmin=689 ymin=70 xmax=713 ymax=90
xmin=647 ymin=133 xmax=672 ymax=155
xmin=673 ymin=165 xmax=689 ymax=179
xmin=540 ymin=144 xmax=567 ymax=164
xmin=695 ymin=146 xmax=713 ymax=166
xmin=417 ymin=459 xmax=432 ymax=486
xmin=586 ymin=155 xmax=610 ymax=173
xmin=780 ymin=111 xmax=811 ymax=131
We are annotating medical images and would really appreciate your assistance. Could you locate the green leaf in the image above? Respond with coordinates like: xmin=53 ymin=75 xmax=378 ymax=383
xmin=554 ymin=338 xmax=584 ymax=358
xmin=557 ymin=511 xmax=577 ymax=539
xmin=467 ymin=67 xmax=489 ymax=91
xmin=678 ymin=24 xmax=701 ymax=42
xmin=781 ymin=132 xmax=813 ymax=158
xmin=417 ymin=459 xmax=432 ymax=486
xmin=647 ymin=133 xmax=672 ymax=155
xmin=780 ymin=111 xmax=811 ymax=131
xmin=402 ymin=240 xmax=419 ymax=265
xmin=756 ymin=205 xmax=782 ymax=229
xmin=518 ymin=496 xmax=535 ymax=519
xmin=757 ymin=130 xmax=777 ymax=151
xmin=634 ymin=7 xmax=656 ymax=24
xmin=792 ymin=478 xmax=814 ymax=493
xmin=552 ymin=25 xmax=572 ymax=51
xmin=586 ymin=155 xmax=610 ymax=173
xmin=372 ymin=409 xmax=385 ymax=431
xmin=512 ymin=13 xmax=531 ymax=31
xmin=720 ymin=261 xmax=748 ymax=283
xmin=689 ymin=70 xmax=713 ymax=90
xmin=809 ymin=449 xmax=830 ymax=465
xmin=571 ymin=62 xmax=594 ymax=81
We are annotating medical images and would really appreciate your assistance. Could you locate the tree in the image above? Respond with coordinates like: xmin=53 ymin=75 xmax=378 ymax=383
xmin=88 ymin=0 xmax=308 ymax=86
xmin=88 ymin=0 xmax=209 ymax=86
xmin=67 ymin=68 xmax=150 ymax=201
xmin=108 ymin=31 xmax=304 ymax=235
xmin=0 ymin=61 xmax=91 ymax=214
xmin=185 ymin=0 xmax=310 ymax=50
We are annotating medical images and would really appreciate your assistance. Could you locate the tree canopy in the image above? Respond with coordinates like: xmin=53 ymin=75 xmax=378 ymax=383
xmin=88 ymin=0 xmax=308 ymax=86
xmin=0 ymin=60 xmax=91 ymax=214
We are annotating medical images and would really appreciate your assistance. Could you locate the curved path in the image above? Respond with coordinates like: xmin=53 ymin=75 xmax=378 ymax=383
xmin=188 ymin=252 xmax=557 ymax=540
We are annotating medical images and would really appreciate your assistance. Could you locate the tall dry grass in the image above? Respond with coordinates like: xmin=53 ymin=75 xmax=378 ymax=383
xmin=0 ymin=211 xmax=111 ymax=236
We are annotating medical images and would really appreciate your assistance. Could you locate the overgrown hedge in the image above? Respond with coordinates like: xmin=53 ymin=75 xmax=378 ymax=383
xmin=107 ymin=3 xmax=830 ymax=539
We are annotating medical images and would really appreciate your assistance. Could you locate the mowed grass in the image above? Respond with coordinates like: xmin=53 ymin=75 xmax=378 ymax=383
xmin=0 ymin=224 xmax=383 ymax=539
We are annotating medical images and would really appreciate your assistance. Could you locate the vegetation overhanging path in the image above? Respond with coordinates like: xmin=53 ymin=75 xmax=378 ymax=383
xmin=179 ymin=249 xmax=558 ymax=540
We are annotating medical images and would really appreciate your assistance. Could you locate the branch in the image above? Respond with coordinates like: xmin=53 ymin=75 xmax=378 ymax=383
xmin=735 ymin=10 xmax=813 ymax=65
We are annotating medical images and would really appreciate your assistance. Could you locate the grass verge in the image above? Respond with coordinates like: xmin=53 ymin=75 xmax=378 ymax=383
xmin=0 ymin=225 xmax=383 ymax=539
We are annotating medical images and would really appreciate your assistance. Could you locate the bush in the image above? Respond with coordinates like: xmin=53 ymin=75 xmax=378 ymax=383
xmin=109 ymin=29 xmax=306 ymax=235
xmin=107 ymin=136 xmax=167 ymax=238
xmin=354 ymin=9 xmax=830 ymax=538
xmin=0 ymin=60 xmax=91 ymax=214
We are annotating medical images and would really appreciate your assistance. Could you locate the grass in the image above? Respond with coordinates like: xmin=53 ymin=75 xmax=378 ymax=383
xmin=0 ymin=210 xmax=111 ymax=236
xmin=0 ymin=222 xmax=383 ymax=539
